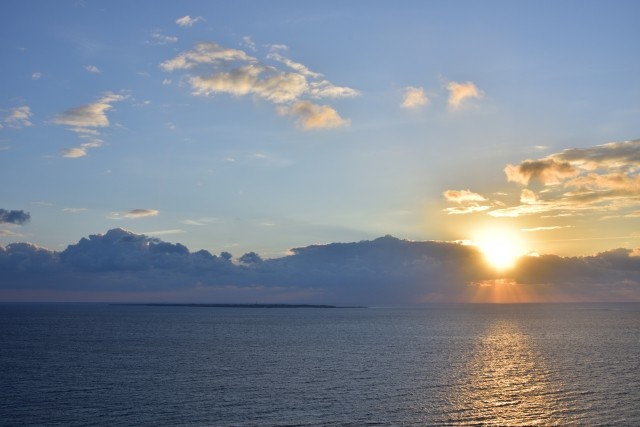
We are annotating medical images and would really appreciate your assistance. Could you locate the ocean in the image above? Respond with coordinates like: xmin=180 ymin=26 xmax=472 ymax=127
xmin=1 ymin=303 xmax=639 ymax=426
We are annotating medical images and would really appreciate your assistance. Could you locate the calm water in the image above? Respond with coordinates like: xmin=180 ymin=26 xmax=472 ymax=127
xmin=1 ymin=303 xmax=639 ymax=426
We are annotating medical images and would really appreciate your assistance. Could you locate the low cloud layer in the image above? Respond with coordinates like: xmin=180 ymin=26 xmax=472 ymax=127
xmin=1 ymin=229 xmax=638 ymax=304
xmin=161 ymin=41 xmax=358 ymax=130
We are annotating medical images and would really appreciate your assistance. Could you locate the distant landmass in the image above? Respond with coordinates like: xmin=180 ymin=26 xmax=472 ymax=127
xmin=113 ymin=303 xmax=366 ymax=309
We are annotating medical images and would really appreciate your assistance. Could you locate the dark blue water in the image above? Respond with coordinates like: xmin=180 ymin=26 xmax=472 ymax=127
xmin=1 ymin=303 xmax=639 ymax=426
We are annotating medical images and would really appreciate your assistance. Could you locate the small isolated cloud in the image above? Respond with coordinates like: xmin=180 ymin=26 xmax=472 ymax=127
xmin=161 ymin=40 xmax=358 ymax=130
xmin=61 ymin=139 xmax=103 ymax=158
xmin=278 ymin=101 xmax=348 ymax=130
xmin=151 ymin=32 xmax=178 ymax=45
xmin=162 ymin=79 xmax=172 ymax=85
xmin=84 ymin=65 xmax=100 ymax=73
xmin=0 ymin=209 xmax=30 ymax=225
xmin=176 ymin=15 xmax=204 ymax=27
xmin=63 ymin=207 xmax=88 ymax=213
xmin=447 ymin=81 xmax=483 ymax=108
xmin=31 ymin=72 xmax=42 ymax=80
xmin=4 ymin=106 xmax=33 ymax=128
xmin=109 ymin=209 xmax=159 ymax=220
xmin=401 ymin=86 xmax=428 ymax=109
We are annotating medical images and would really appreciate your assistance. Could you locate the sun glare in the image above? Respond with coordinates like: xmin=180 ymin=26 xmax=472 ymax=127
xmin=473 ymin=227 xmax=527 ymax=270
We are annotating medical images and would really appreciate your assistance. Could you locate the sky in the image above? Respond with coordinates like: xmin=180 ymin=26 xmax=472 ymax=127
xmin=1 ymin=1 xmax=639 ymax=303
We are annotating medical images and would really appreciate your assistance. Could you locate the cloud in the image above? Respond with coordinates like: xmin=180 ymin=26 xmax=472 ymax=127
xmin=521 ymin=226 xmax=570 ymax=232
xmin=161 ymin=40 xmax=358 ymax=130
xmin=443 ymin=190 xmax=487 ymax=203
xmin=109 ymin=209 xmax=159 ymax=220
xmin=84 ymin=65 xmax=100 ymax=73
xmin=53 ymin=92 xmax=127 ymax=158
xmin=160 ymin=42 xmax=253 ymax=71
xmin=505 ymin=158 xmax=578 ymax=186
xmin=3 ymin=106 xmax=33 ymax=128
xmin=278 ymin=101 xmax=348 ymax=130
xmin=447 ymin=81 xmax=483 ymax=108
xmin=53 ymin=92 xmax=127 ymax=129
xmin=189 ymin=64 xmax=308 ymax=103
xmin=443 ymin=190 xmax=491 ymax=215
xmin=176 ymin=15 xmax=205 ymax=27
xmin=151 ymin=32 xmax=177 ymax=44
xmin=494 ymin=139 xmax=640 ymax=218
xmin=0 ymin=209 xmax=30 ymax=225
xmin=31 ymin=72 xmax=41 ymax=80
xmin=242 ymin=36 xmax=256 ymax=51
xmin=401 ymin=86 xmax=428 ymax=109
xmin=1 ymin=230 xmax=639 ymax=303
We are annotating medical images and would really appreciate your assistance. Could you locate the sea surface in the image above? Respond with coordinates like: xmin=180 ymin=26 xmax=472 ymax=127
xmin=1 ymin=303 xmax=639 ymax=426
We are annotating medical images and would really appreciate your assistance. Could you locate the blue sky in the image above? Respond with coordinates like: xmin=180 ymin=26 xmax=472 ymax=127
xmin=2 ymin=0 xmax=640 ymax=262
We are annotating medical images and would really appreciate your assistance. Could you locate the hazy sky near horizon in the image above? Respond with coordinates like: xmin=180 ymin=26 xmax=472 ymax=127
xmin=2 ymin=0 xmax=640 ymax=259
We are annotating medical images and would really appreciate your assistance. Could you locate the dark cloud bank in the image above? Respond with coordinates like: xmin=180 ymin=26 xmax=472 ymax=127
xmin=1 ymin=228 xmax=639 ymax=303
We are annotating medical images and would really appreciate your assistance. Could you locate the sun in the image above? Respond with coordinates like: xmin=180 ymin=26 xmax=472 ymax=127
xmin=472 ymin=227 xmax=527 ymax=271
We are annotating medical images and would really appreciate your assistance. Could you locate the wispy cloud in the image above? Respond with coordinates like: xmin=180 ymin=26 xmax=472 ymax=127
xmin=401 ymin=86 xmax=428 ymax=109
xmin=109 ymin=209 xmax=159 ymax=220
xmin=176 ymin=15 xmax=205 ymax=27
xmin=161 ymin=40 xmax=358 ymax=130
xmin=31 ymin=72 xmax=42 ymax=80
xmin=150 ymin=32 xmax=177 ymax=45
xmin=84 ymin=65 xmax=100 ymax=73
xmin=3 ymin=106 xmax=33 ymax=128
xmin=521 ymin=225 xmax=571 ymax=232
xmin=447 ymin=81 xmax=483 ymax=108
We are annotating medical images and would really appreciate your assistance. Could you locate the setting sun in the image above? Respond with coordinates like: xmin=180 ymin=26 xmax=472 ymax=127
xmin=473 ymin=227 xmax=527 ymax=270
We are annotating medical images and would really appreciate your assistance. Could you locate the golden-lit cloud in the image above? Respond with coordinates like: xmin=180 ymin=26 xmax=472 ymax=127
xmin=190 ymin=65 xmax=308 ymax=103
xmin=520 ymin=189 xmax=539 ymax=204
xmin=278 ymin=101 xmax=348 ymax=130
xmin=447 ymin=81 xmax=483 ymax=108
xmin=443 ymin=189 xmax=487 ymax=203
xmin=401 ymin=86 xmax=428 ymax=109
xmin=505 ymin=158 xmax=578 ymax=186
xmin=443 ymin=189 xmax=491 ymax=215
xmin=161 ymin=40 xmax=358 ymax=130
xmin=444 ymin=139 xmax=640 ymax=220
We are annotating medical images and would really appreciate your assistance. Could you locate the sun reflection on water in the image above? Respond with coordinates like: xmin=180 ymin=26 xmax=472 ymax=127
xmin=444 ymin=318 xmax=566 ymax=426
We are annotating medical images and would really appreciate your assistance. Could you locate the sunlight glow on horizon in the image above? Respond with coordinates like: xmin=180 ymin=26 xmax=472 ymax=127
xmin=471 ymin=227 xmax=528 ymax=271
